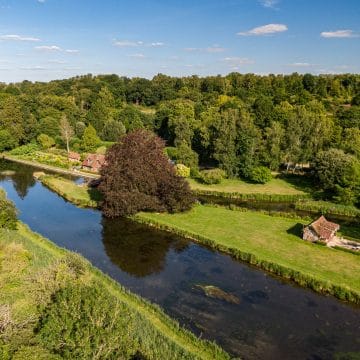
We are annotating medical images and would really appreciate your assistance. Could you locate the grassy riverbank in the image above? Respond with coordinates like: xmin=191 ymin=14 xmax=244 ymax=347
xmin=0 ymin=222 xmax=229 ymax=359
xmin=38 ymin=175 xmax=360 ymax=304
xmin=188 ymin=176 xmax=311 ymax=195
xmin=136 ymin=206 xmax=360 ymax=303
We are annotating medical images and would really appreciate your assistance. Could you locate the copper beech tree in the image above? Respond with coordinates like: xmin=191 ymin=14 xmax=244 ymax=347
xmin=99 ymin=129 xmax=194 ymax=217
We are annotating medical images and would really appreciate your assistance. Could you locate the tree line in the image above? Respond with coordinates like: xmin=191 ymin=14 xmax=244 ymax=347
xmin=0 ymin=72 xmax=360 ymax=204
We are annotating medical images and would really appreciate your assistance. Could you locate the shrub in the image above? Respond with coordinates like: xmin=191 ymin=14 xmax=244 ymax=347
xmin=12 ymin=346 xmax=61 ymax=360
xmin=199 ymin=169 xmax=226 ymax=185
xmin=0 ymin=189 xmax=18 ymax=229
xmin=0 ymin=130 xmax=18 ymax=152
xmin=37 ymin=283 xmax=138 ymax=359
xmin=10 ymin=143 xmax=38 ymax=156
xmin=249 ymin=166 xmax=272 ymax=184
xmin=37 ymin=134 xmax=55 ymax=149
xmin=175 ymin=164 xmax=190 ymax=178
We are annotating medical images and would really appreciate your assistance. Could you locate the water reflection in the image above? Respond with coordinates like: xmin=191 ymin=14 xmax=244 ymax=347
xmin=0 ymin=160 xmax=36 ymax=198
xmin=102 ymin=217 xmax=189 ymax=277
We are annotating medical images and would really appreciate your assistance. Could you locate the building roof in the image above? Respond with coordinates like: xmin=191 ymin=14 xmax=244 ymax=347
xmin=82 ymin=154 xmax=106 ymax=170
xmin=309 ymin=215 xmax=340 ymax=240
xmin=68 ymin=151 xmax=81 ymax=160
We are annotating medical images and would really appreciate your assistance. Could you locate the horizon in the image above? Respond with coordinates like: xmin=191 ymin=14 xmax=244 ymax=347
xmin=0 ymin=0 xmax=359 ymax=82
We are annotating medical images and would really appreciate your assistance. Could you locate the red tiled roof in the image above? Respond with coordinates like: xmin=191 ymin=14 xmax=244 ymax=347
xmin=68 ymin=151 xmax=81 ymax=160
xmin=310 ymin=215 xmax=340 ymax=240
xmin=82 ymin=154 xmax=106 ymax=171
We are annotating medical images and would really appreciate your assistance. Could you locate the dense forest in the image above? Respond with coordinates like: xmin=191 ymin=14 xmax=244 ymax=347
xmin=1 ymin=72 xmax=360 ymax=204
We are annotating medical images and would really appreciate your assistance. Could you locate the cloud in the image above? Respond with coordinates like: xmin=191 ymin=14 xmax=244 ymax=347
xmin=184 ymin=45 xmax=225 ymax=53
xmin=35 ymin=45 xmax=62 ymax=51
xmin=0 ymin=34 xmax=40 ymax=42
xmin=20 ymin=65 xmax=46 ymax=70
xmin=149 ymin=42 xmax=164 ymax=47
xmin=113 ymin=40 xmax=143 ymax=47
xmin=288 ymin=62 xmax=314 ymax=67
xmin=37 ymin=0 xmax=46 ymax=2
xmin=259 ymin=0 xmax=279 ymax=8
xmin=127 ymin=53 xmax=146 ymax=58
xmin=223 ymin=57 xmax=254 ymax=67
xmin=65 ymin=49 xmax=79 ymax=54
xmin=48 ymin=59 xmax=67 ymax=64
xmin=320 ymin=29 xmax=357 ymax=38
xmin=237 ymin=23 xmax=288 ymax=36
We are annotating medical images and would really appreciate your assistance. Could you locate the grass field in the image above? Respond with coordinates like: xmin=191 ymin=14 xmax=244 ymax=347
xmin=0 ymin=222 xmax=229 ymax=359
xmin=137 ymin=206 xmax=360 ymax=298
xmin=188 ymin=176 xmax=310 ymax=195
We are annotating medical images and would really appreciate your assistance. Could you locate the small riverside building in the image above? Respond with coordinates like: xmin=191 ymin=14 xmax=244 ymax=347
xmin=82 ymin=154 xmax=106 ymax=173
xmin=68 ymin=151 xmax=81 ymax=162
xmin=303 ymin=215 xmax=340 ymax=243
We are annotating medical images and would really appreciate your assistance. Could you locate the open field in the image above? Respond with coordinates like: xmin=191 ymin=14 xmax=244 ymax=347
xmin=0 ymin=222 xmax=229 ymax=359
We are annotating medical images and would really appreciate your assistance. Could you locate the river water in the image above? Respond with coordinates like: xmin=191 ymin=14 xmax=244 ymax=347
xmin=0 ymin=159 xmax=359 ymax=360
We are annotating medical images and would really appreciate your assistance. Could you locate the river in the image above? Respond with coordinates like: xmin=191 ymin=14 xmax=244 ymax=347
xmin=0 ymin=159 xmax=359 ymax=360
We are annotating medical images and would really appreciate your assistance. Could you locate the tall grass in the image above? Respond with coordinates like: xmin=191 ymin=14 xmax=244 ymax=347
xmin=295 ymin=200 xmax=360 ymax=218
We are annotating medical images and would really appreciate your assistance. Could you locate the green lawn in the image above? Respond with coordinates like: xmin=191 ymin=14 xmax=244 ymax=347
xmin=188 ymin=177 xmax=309 ymax=195
xmin=0 ymin=222 xmax=229 ymax=359
xmin=137 ymin=206 xmax=360 ymax=296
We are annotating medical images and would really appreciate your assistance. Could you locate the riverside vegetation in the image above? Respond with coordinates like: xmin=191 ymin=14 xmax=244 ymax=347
xmin=0 ymin=192 xmax=229 ymax=360
xmin=38 ymin=174 xmax=360 ymax=304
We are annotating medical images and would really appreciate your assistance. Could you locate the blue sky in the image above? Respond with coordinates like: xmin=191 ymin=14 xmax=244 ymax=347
xmin=0 ymin=0 xmax=359 ymax=82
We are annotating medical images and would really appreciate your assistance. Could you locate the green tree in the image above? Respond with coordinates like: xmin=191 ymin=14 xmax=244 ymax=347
xmin=82 ymin=124 xmax=100 ymax=152
xmin=37 ymin=133 xmax=55 ymax=149
xmin=101 ymin=120 xmax=126 ymax=141
xmin=0 ymin=129 xmax=18 ymax=151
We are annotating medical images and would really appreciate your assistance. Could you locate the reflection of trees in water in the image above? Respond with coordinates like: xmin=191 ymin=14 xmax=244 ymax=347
xmin=0 ymin=160 xmax=36 ymax=199
xmin=102 ymin=217 xmax=189 ymax=278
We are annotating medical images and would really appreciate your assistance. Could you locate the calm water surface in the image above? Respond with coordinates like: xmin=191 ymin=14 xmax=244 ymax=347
xmin=0 ymin=160 xmax=359 ymax=360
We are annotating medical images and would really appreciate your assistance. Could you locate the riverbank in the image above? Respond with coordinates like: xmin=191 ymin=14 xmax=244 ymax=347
xmin=0 ymin=221 xmax=229 ymax=359
xmin=37 ymin=175 xmax=360 ymax=304
xmin=1 ymin=154 xmax=100 ymax=179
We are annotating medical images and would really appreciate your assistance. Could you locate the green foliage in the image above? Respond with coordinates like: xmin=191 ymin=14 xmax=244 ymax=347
xmin=175 ymin=163 xmax=190 ymax=178
xmin=38 ymin=283 xmax=138 ymax=359
xmin=12 ymin=346 xmax=61 ymax=360
xmin=167 ymin=143 xmax=199 ymax=172
xmin=0 ymin=129 xmax=18 ymax=151
xmin=0 ymin=189 xmax=18 ymax=229
xmin=101 ymin=119 xmax=126 ymax=141
xmin=249 ymin=166 xmax=272 ymax=184
xmin=10 ymin=143 xmax=38 ymax=156
xmin=81 ymin=124 xmax=100 ymax=152
xmin=198 ymin=169 xmax=226 ymax=185
xmin=295 ymin=200 xmax=360 ymax=218
xmin=37 ymin=134 xmax=55 ymax=149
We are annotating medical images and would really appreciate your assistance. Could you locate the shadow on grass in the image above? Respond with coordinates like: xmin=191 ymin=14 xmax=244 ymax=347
xmin=87 ymin=187 xmax=103 ymax=204
xmin=286 ymin=223 xmax=305 ymax=237
xmin=277 ymin=173 xmax=316 ymax=194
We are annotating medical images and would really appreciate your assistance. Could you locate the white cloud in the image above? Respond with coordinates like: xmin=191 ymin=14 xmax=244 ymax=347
xmin=48 ymin=59 xmax=67 ymax=64
xmin=237 ymin=23 xmax=288 ymax=36
xmin=65 ymin=49 xmax=79 ymax=54
xmin=35 ymin=45 xmax=62 ymax=51
xmin=259 ymin=0 xmax=279 ymax=8
xmin=113 ymin=40 xmax=143 ymax=47
xmin=20 ymin=65 xmax=46 ymax=70
xmin=223 ymin=57 xmax=254 ymax=66
xmin=320 ymin=29 xmax=357 ymax=38
xmin=288 ymin=62 xmax=313 ymax=67
xmin=149 ymin=42 xmax=164 ymax=47
xmin=127 ymin=53 xmax=146 ymax=58
xmin=184 ymin=45 xmax=225 ymax=53
xmin=0 ymin=34 xmax=40 ymax=42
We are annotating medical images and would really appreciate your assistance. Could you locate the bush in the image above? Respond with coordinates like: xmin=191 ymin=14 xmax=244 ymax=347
xmin=0 ymin=129 xmax=18 ymax=152
xmin=37 ymin=134 xmax=55 ymax=149
xmin=249 ymin=166 xmax=272 ymax=184
xmin=199 ymin=169 xmax=226 ymax=185
xmin=10 ymin=143 xmax=38 ymax=156
xmin=0 ymin=189 xmax=18 ymax=229
xmin=175 ymin=164 xmax=190 ymax=178
xmin=38 ymin=283 xmax=138 ymax=359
